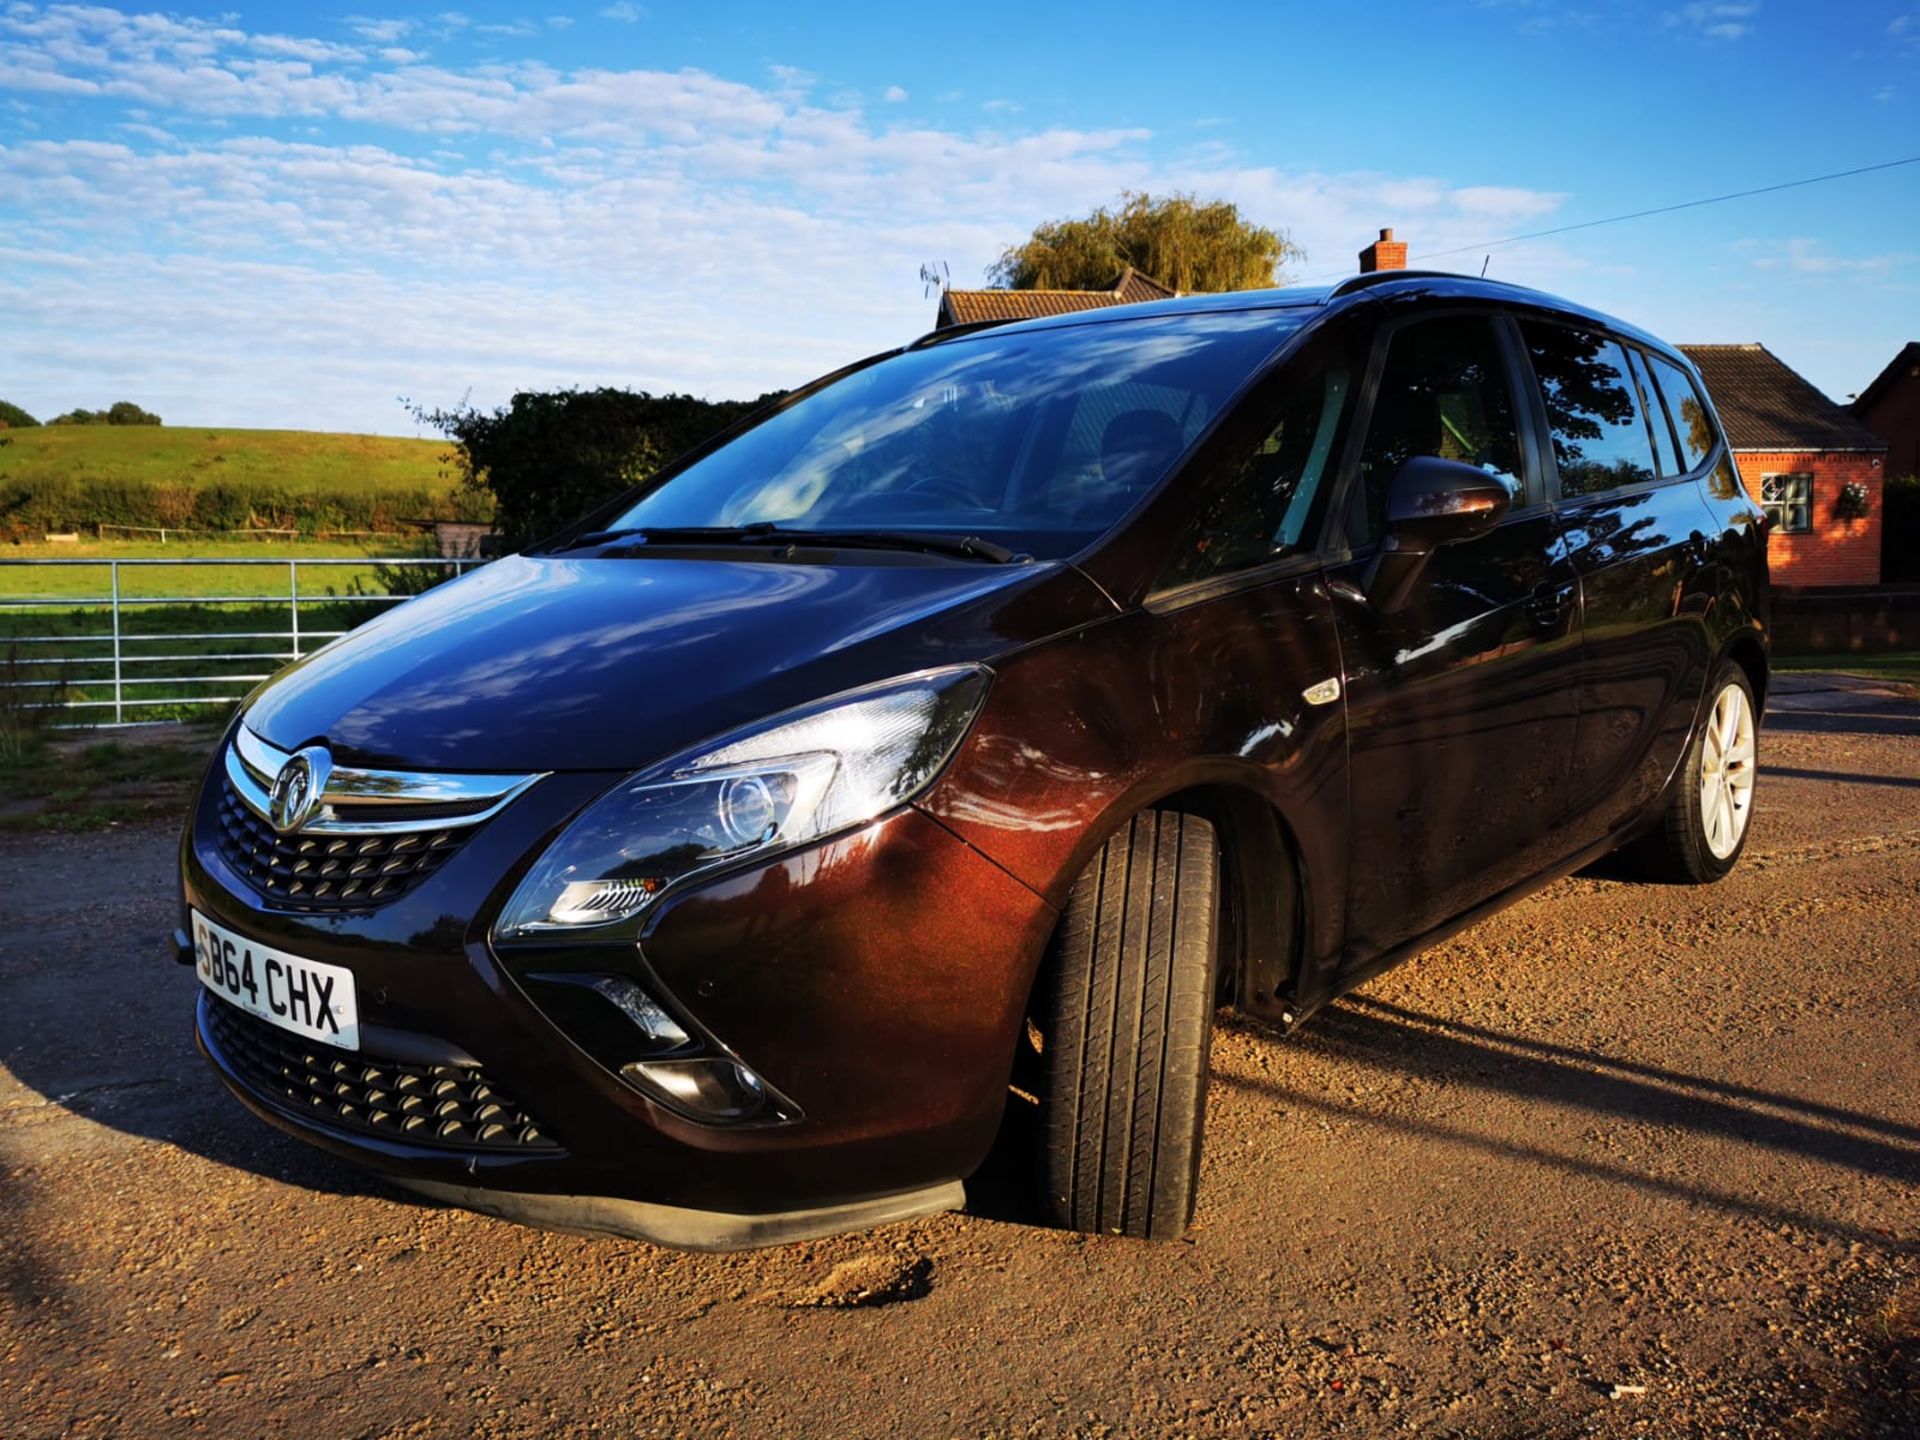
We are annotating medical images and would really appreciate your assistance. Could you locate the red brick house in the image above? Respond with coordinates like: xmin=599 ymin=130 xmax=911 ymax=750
xmin=1851 ymin=341 xmax=1920 ymax=480
xmin=1680 ymin=345 xmax=1888 ymax=587
xmin=935 ymin=266 xmax=1175 ymax=328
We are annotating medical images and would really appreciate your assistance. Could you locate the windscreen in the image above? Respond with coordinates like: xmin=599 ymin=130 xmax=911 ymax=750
xmin=603 ymin=309 xmax=1304 ymax=560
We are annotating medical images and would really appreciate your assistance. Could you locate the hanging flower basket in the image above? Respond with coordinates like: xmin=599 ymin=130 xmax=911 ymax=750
xmin=1834 ymin=481 xmax=1871 ymax=521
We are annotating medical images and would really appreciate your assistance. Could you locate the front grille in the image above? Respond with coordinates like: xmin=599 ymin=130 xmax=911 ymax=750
xmin=205 ymin=997 xmax=560 ymax=1152
xmin=214 ymin=781 xmax=472 ymax=909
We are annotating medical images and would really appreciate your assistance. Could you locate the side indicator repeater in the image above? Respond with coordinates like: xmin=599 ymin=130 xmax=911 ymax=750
xmin=1302 ymin=677 xmax=1341 ymax=706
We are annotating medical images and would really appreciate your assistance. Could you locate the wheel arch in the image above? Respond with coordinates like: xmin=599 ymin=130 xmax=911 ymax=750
xmin=1723 ymin=629 xmax=1770 ymax=716
xmin=1022 ymin=777 xmax=1314 ymax=1025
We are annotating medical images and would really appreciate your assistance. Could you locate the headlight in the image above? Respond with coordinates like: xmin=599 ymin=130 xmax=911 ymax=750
xmin=494 ymin=665 xmax=991 ymax=939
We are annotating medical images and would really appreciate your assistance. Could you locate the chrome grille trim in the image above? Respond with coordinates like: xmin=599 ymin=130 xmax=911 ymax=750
xmin=227 ymin=726 xmax=544 ymax=836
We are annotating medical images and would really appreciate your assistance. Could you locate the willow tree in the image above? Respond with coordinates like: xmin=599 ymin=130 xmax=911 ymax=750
xmin=988 ymin=191 xmax=1302 ymax=293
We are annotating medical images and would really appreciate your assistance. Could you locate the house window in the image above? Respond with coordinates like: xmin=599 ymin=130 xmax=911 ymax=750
xmin=1761 ymin=472 xmax=1813 ymax=534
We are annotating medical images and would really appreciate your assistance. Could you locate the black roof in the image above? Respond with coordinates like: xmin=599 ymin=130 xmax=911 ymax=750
xmin=914 ymin=271 xmax=1682 ymax=361
xmin=1679 ymin=344 xmax=1887 ymax=452
xmin=1851 ymin=341 xmax=1920 ymax=415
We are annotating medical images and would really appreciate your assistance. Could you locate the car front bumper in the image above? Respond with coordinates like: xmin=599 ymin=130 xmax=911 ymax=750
xmin=181 ymin=762 xmax=1056 ymax=1248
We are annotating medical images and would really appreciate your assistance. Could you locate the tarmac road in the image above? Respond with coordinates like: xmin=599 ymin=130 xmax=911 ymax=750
xmin=3 ymin=674 xmax=1918 ymax=1439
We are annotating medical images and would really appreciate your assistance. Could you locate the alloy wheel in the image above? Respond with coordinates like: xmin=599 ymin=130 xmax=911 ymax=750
xmin=1698 ymin=682 xmax=1756 ymax=860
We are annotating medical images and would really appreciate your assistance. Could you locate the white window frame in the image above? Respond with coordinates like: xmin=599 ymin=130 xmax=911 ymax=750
xmin=1760 ymin=472 xmax=1813 ymax=534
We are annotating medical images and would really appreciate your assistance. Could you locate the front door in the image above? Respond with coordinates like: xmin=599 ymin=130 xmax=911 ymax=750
xmin=1327 ymin=312 xmax=1581 ymax=971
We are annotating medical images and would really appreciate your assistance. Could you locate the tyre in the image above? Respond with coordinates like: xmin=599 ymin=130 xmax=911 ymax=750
xmin=1625 ymin=661 xmax=1759 ymax=883
xmin=1035 ymin=809 xmax=1219 ymax=1239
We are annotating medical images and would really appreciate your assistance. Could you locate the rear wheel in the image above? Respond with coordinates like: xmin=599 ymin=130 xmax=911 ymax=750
xmin=1626 ymin=662 xmax=1758 ymax=883
xmin=1035 ymin=809 xmax=1219 ymax=1239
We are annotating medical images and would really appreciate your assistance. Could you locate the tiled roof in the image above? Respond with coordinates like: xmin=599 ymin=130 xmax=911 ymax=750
xmin=937 ymin=288 xmax=1129 ymax=326
xmin=935 ymin=266 xmax=1180 ymax=328
xmin=1679 ymin=344 xmax=1886 ymax=452
xmin=1113 ymin=269 xmax=1177 ymax=303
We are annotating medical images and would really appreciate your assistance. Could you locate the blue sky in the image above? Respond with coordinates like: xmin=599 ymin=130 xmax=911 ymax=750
xmin=2 ymin=0 xmax=1915 ymax=433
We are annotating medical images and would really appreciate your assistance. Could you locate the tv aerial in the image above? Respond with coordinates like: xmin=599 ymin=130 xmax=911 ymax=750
xmin=919 ymin=260 xmax=951 ymax=297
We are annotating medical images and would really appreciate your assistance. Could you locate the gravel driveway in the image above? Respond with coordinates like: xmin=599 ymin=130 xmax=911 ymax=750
xmin=4 ymin=675 xmax=1918 ymax=1439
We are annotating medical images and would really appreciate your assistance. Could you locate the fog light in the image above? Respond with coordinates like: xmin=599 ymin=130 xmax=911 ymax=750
xmin=621 ymin=1057 xmax=799 ymax=1124
xmin=590 ymin=976 xmax=690 ymax=1048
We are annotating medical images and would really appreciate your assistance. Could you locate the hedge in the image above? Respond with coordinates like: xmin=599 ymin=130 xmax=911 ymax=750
xmin=0 ymin=475 xmax=491 ymax=541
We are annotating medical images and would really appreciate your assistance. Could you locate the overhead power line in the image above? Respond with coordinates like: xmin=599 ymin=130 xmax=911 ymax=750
xmin=1307 ymin=153 xmax=1920 ymax=280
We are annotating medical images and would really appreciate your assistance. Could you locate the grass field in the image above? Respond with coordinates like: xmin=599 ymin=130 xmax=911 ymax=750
xmin=0 ymin=723 xmax=219 ymax=830
xmin=0 ymin=536 xmax=443 ymax=601
xmin=0 ymin=424 xmax=451 ymax=493
xmin=1777 ymin=651 xmax=1920 ymax=687
xmin=0 ymin=424 xmax=486 ymax=540
xmin=0 ymin=538 xmax=472 ymax=726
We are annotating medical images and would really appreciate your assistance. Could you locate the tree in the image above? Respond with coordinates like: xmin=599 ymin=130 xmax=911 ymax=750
xmin=49 ymin=401 xmax=162 ymax=425
xmin=0 ymin=401 xmax=39 ymax=429
xmin=988 ymin=191 xmax=1302 ymax=294
xmin=413 ymin=386 xmax=786 ymax=547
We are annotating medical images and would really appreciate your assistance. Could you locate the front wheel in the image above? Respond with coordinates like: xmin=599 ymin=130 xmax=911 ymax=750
xmin=1035 ymin=809 xmax=1219 ymax=1239
xmin=1626 ymin=662 xmax=1758 ymax=883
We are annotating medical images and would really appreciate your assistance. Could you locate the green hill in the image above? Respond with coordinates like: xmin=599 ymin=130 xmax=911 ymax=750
xmin=0 ymin=425 xmax=487 ymax=538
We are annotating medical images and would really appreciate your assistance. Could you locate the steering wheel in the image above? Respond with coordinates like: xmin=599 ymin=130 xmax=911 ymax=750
xmin=902 ymin=474 xmax=983 ymax=508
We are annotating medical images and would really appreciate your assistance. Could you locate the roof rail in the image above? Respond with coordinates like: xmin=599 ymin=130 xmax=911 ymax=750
xmin=906 ymin=317 xmax=1019 ymax=348
xmin=1326 ymin=269 xmax=1479 ymax=300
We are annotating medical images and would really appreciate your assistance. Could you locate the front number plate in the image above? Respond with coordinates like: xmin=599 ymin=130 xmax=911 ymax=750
xmin=192 ymin=909 xmax=360 ymax=1051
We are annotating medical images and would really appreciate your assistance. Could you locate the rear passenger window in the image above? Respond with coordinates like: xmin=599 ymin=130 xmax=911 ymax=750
xmin=1520 ymin=323 xmax=1658 ymax=498
xmin=1648 ymin=353 xmax=1719 ymax=472
xmin=1350 ymin=316 xmax=1522 ymax=546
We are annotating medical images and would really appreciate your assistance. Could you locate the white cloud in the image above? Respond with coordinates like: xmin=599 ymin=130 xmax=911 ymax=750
xmin=345 ymin=16 xmax=414 ymax=44
xmin=1748 ymin=237 xmax=1915 ymax=277
xmin=1449 ymin=185 xmax=1568 ymax=220
xmin=598 ymin=2 xmax=644 ymax=20
xmin=249 ymin=33 xmax=365 ymax=64
xmin=882 ymin=84 xmax=907 ymax=103
xmin=0 ymin=1 xmax=1585 ymax=430
xmin=1664 ymin=1 xmax=1758 ymax=41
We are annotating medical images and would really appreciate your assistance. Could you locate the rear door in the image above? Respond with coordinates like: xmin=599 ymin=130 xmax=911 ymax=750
xmin=1514 ymin=321 xmax=1719 ymax=843
xmin=1325 ymin=310 xmax=1582 ymax=970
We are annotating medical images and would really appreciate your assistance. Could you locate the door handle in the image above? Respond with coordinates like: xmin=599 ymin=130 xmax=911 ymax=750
xmin=1527 ymin=580 xmax=1574 ymax=630
xmin=1686 ymin=530 xmax=1711 ymax=566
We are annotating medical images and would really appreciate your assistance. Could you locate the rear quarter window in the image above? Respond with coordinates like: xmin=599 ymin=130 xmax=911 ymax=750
xmin=1647 ymin=353 xmax=1721 ymax=472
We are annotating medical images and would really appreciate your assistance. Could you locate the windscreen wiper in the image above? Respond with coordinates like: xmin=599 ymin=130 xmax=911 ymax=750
xmin=743 ymin=527 xmax=1025 ymax=564
xmin=547 ymin=525 xmax=738 ymax=552
xmin=557 ymin=524 xmax=1024 ymax=564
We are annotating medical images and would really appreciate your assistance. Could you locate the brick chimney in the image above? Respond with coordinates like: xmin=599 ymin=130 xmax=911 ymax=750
xmin=1358 ymin=227 xmax=1408 ymax=274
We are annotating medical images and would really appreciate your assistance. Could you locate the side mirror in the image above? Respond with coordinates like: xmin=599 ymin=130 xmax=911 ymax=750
xmin=1366 ymin=456 xmax=1515 ymax=611
xmin=1385 ymin=455 xmax=1514 ymax=550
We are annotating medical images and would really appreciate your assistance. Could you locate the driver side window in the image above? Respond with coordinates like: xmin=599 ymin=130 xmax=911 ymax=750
xmin=1348 ymin=316 xmax=1522 ymax=548
xmin=1159 ymin=348 xmax=1357 ymax=587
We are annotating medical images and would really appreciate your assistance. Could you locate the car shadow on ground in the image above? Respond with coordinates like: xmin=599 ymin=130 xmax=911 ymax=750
xmin=1765 ymin=764 xmax=1920 ymax=790
xmin=1213 ymin=1000 xmax=1920 ymax=1250
xmin=1764 ymin=708 xmax=1920 ymax=738
xmin=0 ymin=980 xmax=436 ymax=1214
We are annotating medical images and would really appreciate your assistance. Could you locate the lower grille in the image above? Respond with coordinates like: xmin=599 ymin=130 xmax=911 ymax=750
xmin=214 ymin=781 xmax=471 ymax=910
xmin=205 ymin=996 xmax=560 ymax=1152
